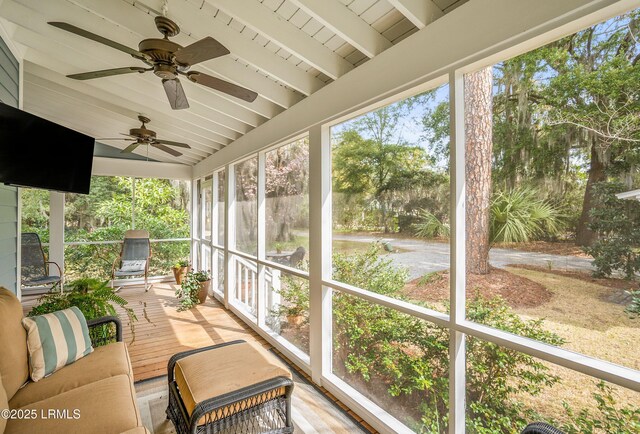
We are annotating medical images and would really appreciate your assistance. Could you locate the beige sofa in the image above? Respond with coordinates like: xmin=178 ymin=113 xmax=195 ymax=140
xmin=0 ymin=287 xmax=149 ymax=434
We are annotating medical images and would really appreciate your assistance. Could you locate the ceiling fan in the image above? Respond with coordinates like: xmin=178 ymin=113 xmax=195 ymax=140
xmin=99 ymin=115 xmax=191 ymax=157
xmin=48 ymin=16 xmax=258 ymax=110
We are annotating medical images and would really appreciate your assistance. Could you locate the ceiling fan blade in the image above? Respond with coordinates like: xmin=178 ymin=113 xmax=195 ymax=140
xmin=186 ymin=71 xmax=257 ymax=102
xmin=151 ymin=142 xmax=182 ymax=157
xmin=154 ymin=139 xmax=191 ymax=148
xmin=174 ymin=37 xmax=230 ymax=66
xmin=48 ymin=22 xmax=148 ymax=61
xmin=68 ymin=67 xmax=149 ymax=80
xmin=121 ymin=142 xmax=141 ymax=153
xmin=162 ymin=78 xmax=190 ymax=110
xmin=97 ymin=137 xmax=136 ymax=141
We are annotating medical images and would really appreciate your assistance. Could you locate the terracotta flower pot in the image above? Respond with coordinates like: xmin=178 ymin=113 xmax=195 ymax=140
xmin=286 ymin=314 xmax=304 ymax=326
xmin=197 ymin=280 xmax=211 ymax=304
xmin=172 ymin=266 xmax=191 ymax=285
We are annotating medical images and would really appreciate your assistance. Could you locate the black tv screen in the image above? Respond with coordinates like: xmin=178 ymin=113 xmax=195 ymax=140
xmin=0 ymin=102 xmax=94 ymax=194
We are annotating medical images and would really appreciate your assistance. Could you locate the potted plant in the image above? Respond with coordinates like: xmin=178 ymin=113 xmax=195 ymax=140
xmin=175 ymin=270 xmax=211 ymax=310
xmin=172 ymin=259 xmax=191 ymax=285
xmin=274 ymin=274 xmax=309 ymax=326
xmin=274 ymin=242 xmax=284 ymax=254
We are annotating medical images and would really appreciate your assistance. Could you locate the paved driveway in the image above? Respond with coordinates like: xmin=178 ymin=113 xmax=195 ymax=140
xmin=333 ymin=233 xmax=594 ymax=280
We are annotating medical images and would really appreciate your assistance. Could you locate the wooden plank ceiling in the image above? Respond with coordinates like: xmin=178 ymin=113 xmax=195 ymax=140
xmin=0 ymin=0 xmax=467 ymax=165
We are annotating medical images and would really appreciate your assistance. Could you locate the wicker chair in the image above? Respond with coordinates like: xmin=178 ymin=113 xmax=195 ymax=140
xmin=111 ymin=230 xmax=152 ymax=291
xmin=288 ymin=246 xmax=306 ymax=268
xmin=521 ymin=422 xmax=565 ymax=434
xmin=20 ymin=232 xmax=63 ymax=295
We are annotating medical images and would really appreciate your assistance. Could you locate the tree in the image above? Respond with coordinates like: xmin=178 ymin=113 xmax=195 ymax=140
xmin=465 ymin=67 xmax=494 ymax=275
xmin=265 ymin=139 xmax=309 ymax=243
xmin=543 ymin=11 xmax=640 ymax=246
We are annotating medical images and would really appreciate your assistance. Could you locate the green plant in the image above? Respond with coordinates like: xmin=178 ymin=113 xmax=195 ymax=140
xmin=28 ymin=278 xmax=137 ymax=346
xmin=332 ymin=244 xmax=564 ymax=433
xmin=274 ymin=242 xmax=284 ymax=253
xmin=175 ymin=270 xmax=210 ymax=311
xmin=584 ymin=182 xmax=640 ymax=279
xmin=274 ymin=275 xmax=309 ymax=319
xmin=561 ymin=381 xmax=640 ymax=434
xmin=626 ymin=290 xmax=640 ymax=318
xmin=174 ymin=259 xmax=189 ymax=268
xmin=413 ymin=209 xmax=450 ymax=239
xmin=490 ymin=188 xmax=565 ymax=243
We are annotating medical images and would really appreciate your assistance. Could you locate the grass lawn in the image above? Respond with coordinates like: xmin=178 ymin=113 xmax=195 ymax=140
xmin=507 ymin=268 xmax=639 ymax=423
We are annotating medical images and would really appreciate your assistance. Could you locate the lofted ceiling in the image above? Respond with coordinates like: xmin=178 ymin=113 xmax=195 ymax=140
xmin=0 ymin=0 xmax=467 ymax=165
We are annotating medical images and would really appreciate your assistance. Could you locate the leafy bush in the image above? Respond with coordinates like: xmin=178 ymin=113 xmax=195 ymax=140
xmin=584 ymin=182 xmax=640 ymax=279
xmin=413 ymin=209 xmax=450 ymax=238
xmin=329 ymin=244 xmax=564 ymax=433
xmin=626 ymin=290 xmax=640 ymax=318
xmin=413 ymin=188 xmax=565 ymax=243
xmin=28 ymin=278 xmax=137 ymax=346
xmin=490 ymin=188 xmax=565 ymax=243
xmin=562 ymin=382 xmax=640 ymax=434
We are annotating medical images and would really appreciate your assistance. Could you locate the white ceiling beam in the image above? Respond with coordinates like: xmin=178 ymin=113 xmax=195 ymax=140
xmin=203 ymin=0 xmax=354 ymax=79
xmin=211 ymin=57 xmax=304 ymax=109
xmin=3 ymin=0 xmax=265 ymax=130
xmin=387 ymin=0 xmax=444 ymax=29
xmin=25 ymin=60 xmax=230 ymax=150
xmin=92 ymin=157 xmax=193 ymax=181
xmin=24 ymin=71 xmax=219 ymax=158
xmin=288 ymin=0 xmax=392 ymax=58
xmin=71 ymin=0 xmax=324 ymax=96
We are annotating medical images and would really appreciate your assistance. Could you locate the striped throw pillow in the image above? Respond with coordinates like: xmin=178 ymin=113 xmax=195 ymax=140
xmin=22 ymin=307 xmax=94 ymax=382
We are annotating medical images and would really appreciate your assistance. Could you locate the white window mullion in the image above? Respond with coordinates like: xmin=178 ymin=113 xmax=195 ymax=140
xmin=449 ymin=70 xmax=466 ymax=434
xmin=257 ymin=152 xmax=266 ymax=327
xmin=224 ymin=165 xmax=235 ymax=308
xmin=309 ymin=124 xmax=333 ymax=384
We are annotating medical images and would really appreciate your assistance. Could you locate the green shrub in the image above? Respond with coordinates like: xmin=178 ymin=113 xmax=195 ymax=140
xmin=329 ymin=244 xmax=564 ymax=433
xmin=413 ymin=209 xmax=450 ymax=239
xmin=562 ymin=382 xmax=640 ymax=434
xmin=490 ymin=188 xmax=566 ymax=243
xmin=584 ymin=182 xmax=640 ymax=279
xmin=28 ymin=278 xmax=137 ymax=346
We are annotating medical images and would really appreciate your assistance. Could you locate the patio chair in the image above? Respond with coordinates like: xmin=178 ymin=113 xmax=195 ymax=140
xmin=288 ymin=246 xmax=306 ymax=268
xmin=111 ymin=229 xmax=152 ymax=292
xmin=21 ymin=232 xmax=63 ymax=295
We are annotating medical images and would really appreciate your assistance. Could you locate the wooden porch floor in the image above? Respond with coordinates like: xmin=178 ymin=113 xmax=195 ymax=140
xmin=21 ymin=283 xmax=377 ymax=433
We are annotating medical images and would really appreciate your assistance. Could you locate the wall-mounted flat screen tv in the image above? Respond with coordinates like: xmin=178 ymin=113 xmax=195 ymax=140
xmin=0 ymin=102 xmax=94 ymax=194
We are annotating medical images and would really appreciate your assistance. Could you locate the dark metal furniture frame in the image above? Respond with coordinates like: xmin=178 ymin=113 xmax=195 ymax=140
xmin=86 ymin=315 xmax=123 ymax=346
xmin=166 ymin=340 xmax=294 ymax=434
xmin=521 ymin=422 xmax=565 ymax=434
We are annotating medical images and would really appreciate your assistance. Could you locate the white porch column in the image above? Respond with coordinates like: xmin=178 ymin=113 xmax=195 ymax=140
xmin=308 ymin=123 xmax=332 ymax=384
xmin=49 ymin=191 xmax=65 ymax=285
xmin=448 ymin=70 xmax=466 ymax=434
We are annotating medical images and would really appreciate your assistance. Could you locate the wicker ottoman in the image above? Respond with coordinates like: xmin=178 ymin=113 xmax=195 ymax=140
xmin=166 ymin=340 xmax=294 ymax=434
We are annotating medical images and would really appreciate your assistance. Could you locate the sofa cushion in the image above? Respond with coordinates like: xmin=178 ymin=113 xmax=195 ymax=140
xmin=0 ymin=288 xmax=29 ymax=399
xmin=119 ymin=428 xmax=151 ymax=434
xmin=0 ymin=374 xmax=8 ymax=434
xmin=9 ymin=342 xmax=132 ymax=409
xmin=22 ymin=307 xmax=94 ymax=381
xmin=5 ymin=374 xmax=142 ymax=434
